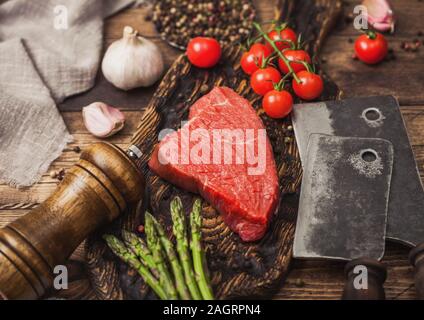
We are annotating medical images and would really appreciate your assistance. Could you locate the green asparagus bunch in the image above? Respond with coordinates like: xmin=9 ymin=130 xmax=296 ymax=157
xmin=121 ymin=230 xmax=159 ymax=278
xmin=144 ymin=212 xmax=179 ymax=300
xmin=103 ymin=235 xmax=167 ymax=300
xmin=170 ymin=197 xmax=202 ymax=300
xmin=148 ymin=212 xmax=191 ymax=300
xmin=103 ymin=196 xmax=214 ymax=300
xmin=190 ymin=199 xmax=214 ymax=300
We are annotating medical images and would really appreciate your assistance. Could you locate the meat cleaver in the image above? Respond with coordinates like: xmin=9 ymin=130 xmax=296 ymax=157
xmin=292 ymin=96 xmax=424 ymax=298
xmin=294 ymin=134 xmax=394 ymax=299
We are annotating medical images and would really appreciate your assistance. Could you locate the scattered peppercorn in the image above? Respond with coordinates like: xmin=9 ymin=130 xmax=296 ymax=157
xmin=401 ymin=39 xmax=421 ymax=52
xmin=385 ymin=48 xmax=396 ymax=61
xmin=200 ymin=84 xmax=209 ymax=93
xmin=72 ymin=146 xmax=81 ymax=153
xmin=344 ymin=12 xmax=354 ymax=24
xmin=49 ymin=170 xmax=58 ymax=179
xmin=144 ymin=13 xmax=152 ymax=22
xmin=57 ymin=168 xmax=66 ymax=181
xmin=294 ymin=279 xmax=305 ymax=287
xmin=152 ymin=0 xmax=256 ymax=50
xmin=137 ymin=225 xmax=145 ymax=233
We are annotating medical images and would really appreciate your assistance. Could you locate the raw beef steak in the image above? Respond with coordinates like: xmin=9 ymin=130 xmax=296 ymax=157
xmin=149 ymin=87 xmax=279 ymax=241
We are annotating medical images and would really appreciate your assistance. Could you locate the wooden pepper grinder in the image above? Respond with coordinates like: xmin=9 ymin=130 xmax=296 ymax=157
xmin=0 ymin=142 xmax=144 ymax=299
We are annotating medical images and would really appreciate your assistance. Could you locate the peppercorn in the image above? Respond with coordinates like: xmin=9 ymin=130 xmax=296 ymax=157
xmin=152 ymin=0 xmax=256 ymax=49
xmin=200 ymin=84 xmax=209 ymax=93
xmin=294 ymin=279 xmax=305 ymax=287
xmin=57 ymin=168 xmax=66 ymax=181
xmin=49 ymin=170 xmax=58 ymax=179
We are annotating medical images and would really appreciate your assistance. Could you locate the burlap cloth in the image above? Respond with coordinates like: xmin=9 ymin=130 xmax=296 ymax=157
xmin=0 ymin=0 xmax=134 ymax=187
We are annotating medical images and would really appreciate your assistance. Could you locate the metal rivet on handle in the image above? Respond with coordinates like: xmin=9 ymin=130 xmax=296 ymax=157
xmin=127 ymin=145 xmax=143 ymax=160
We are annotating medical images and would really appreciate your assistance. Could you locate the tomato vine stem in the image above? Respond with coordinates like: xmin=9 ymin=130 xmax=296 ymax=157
xmin=253 ymin=22 xmax=301 ymax=84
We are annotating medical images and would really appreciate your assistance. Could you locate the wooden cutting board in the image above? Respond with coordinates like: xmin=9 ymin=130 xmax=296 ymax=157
xmin=85 ymin=0 xmax=342 ymax=300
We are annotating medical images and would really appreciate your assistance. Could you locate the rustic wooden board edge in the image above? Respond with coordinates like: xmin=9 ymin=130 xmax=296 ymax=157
xmin=85 ymin=0 xmax=343 ymax=300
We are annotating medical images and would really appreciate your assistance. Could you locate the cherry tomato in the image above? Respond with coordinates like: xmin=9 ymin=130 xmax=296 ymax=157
xmin=187 ymin=37 xmax=222 ymax=68
xmin=263 ymin=90 xmax=293 ymax=119
xmin=250 ymin=67 xmax=282 ymax=96
xmin=278 ymin=49 xmax=311 ymax=74
xmin=354 ymin=32 xmax=388 ymax=64
xmin=240 ymin=43 xmax=272 ymax=75
xmin=265 ymin=27 xmax=297 ymax=51
xmin=292 ymin=71 xmax=324 ymax=101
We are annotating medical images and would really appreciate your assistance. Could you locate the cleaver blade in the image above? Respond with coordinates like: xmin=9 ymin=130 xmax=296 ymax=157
xmin=294 ymin=134 xmax=394 ymax=261
xmin=292 ymin=96 xmax=424 ymax=248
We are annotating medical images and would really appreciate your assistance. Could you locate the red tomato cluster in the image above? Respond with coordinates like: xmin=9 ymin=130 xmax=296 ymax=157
xmin=240 ymin=25 xmax=324 ymax=119
xmin=240 ymin=43 xmax=272 ymax=75
xmin=185 ymin=24 xmax=326 ymax=120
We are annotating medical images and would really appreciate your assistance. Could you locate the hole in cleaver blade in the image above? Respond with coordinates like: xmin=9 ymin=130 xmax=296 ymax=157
xmin=292 ymin=96 xmax=424 ymax=247
xmin=293 ymin=134 xmax=394 ymax=261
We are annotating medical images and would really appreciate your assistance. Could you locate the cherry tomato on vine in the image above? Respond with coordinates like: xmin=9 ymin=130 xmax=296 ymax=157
xmin=250 ymin=66 xmax=282 ymax=96
xmin=263 ymin=90 xmax=293 ymax=119
xmin=187 ymin=37 xmax=222 ymax=68
xmin=240 ymin=43 xmax=272 ymax=75
xmin=354 ymin=31 xmax=388 ymax=65
xmin=278 ymin=49 xmax=311 ymax=74
xmin=265 ymin=27 xmax=297 ymax=51
xmin=292 ymin=70 xmax=324 ymax=101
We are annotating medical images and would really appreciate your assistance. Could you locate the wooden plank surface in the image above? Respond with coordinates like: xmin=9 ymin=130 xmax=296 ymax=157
xmin=321 ymin=0 xmax=424 ymax=105
xmin=1 ymin=0 xmax=423 ymax=300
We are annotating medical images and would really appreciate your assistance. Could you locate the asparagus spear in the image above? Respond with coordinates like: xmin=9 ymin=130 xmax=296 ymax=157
xmin=190 ymin=199 xmax=214 ymax=300
xmin=171 ymin=197 xmax=202 ymax=300
xmin=121 ymin=230 xmax=160 ymax=279
xmin=145 ymin=213 xmax=179 ymax=300
xmin=148 ymin=213 xmax=191 ymax=300
xmin=103 ymin=234 xmax=168 ymax=300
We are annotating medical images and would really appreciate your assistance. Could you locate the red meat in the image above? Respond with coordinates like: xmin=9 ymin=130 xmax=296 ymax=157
xmin=148 ymin=87 xmax=279 ymax=241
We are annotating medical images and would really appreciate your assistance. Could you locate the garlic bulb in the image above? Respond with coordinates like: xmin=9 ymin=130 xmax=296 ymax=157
xmin=362 ymin=0 xmax=395 ymax=33
xmin=102 ymin=26 xmax=165 ymax=90
xmin=82 ymin=102 xmax=125 ymax=138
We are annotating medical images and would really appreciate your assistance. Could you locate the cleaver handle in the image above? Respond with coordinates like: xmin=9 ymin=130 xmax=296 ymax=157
xmin=342 ymin=258 xmax=387 ymax=300
xmin=409 ymin=243 xmax=424 ymax=299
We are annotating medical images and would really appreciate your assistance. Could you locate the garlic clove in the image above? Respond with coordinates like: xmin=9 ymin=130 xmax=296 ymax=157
xmin=363 ymin=0 xmax=395 ymax=32
xmin=82 ymin=102 xmax=125 ymax=138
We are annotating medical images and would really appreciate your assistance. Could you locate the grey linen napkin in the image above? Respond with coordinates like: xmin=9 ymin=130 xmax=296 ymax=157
xmin=0 ymin=0 xmax=134 ymax=187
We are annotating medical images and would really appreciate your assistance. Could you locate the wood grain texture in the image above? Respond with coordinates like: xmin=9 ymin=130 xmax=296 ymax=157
xmin=84 ymin=0 xmax=342 ymax=300
xmin=321 ymin=0 xmax=424 ymax=105
xmin=1 ymin=0 xmax=423 ymax=300
xmin=0 ymin=143 xmax=144 ymax=299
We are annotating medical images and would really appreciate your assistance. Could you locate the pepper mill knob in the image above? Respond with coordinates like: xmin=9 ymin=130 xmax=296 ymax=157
xmin=0 ymin=142 xmax=144 ymax=299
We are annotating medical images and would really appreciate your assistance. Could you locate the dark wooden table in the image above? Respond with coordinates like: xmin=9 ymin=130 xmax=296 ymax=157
xmin=0 ymin=0 xmax=422 ymax=299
